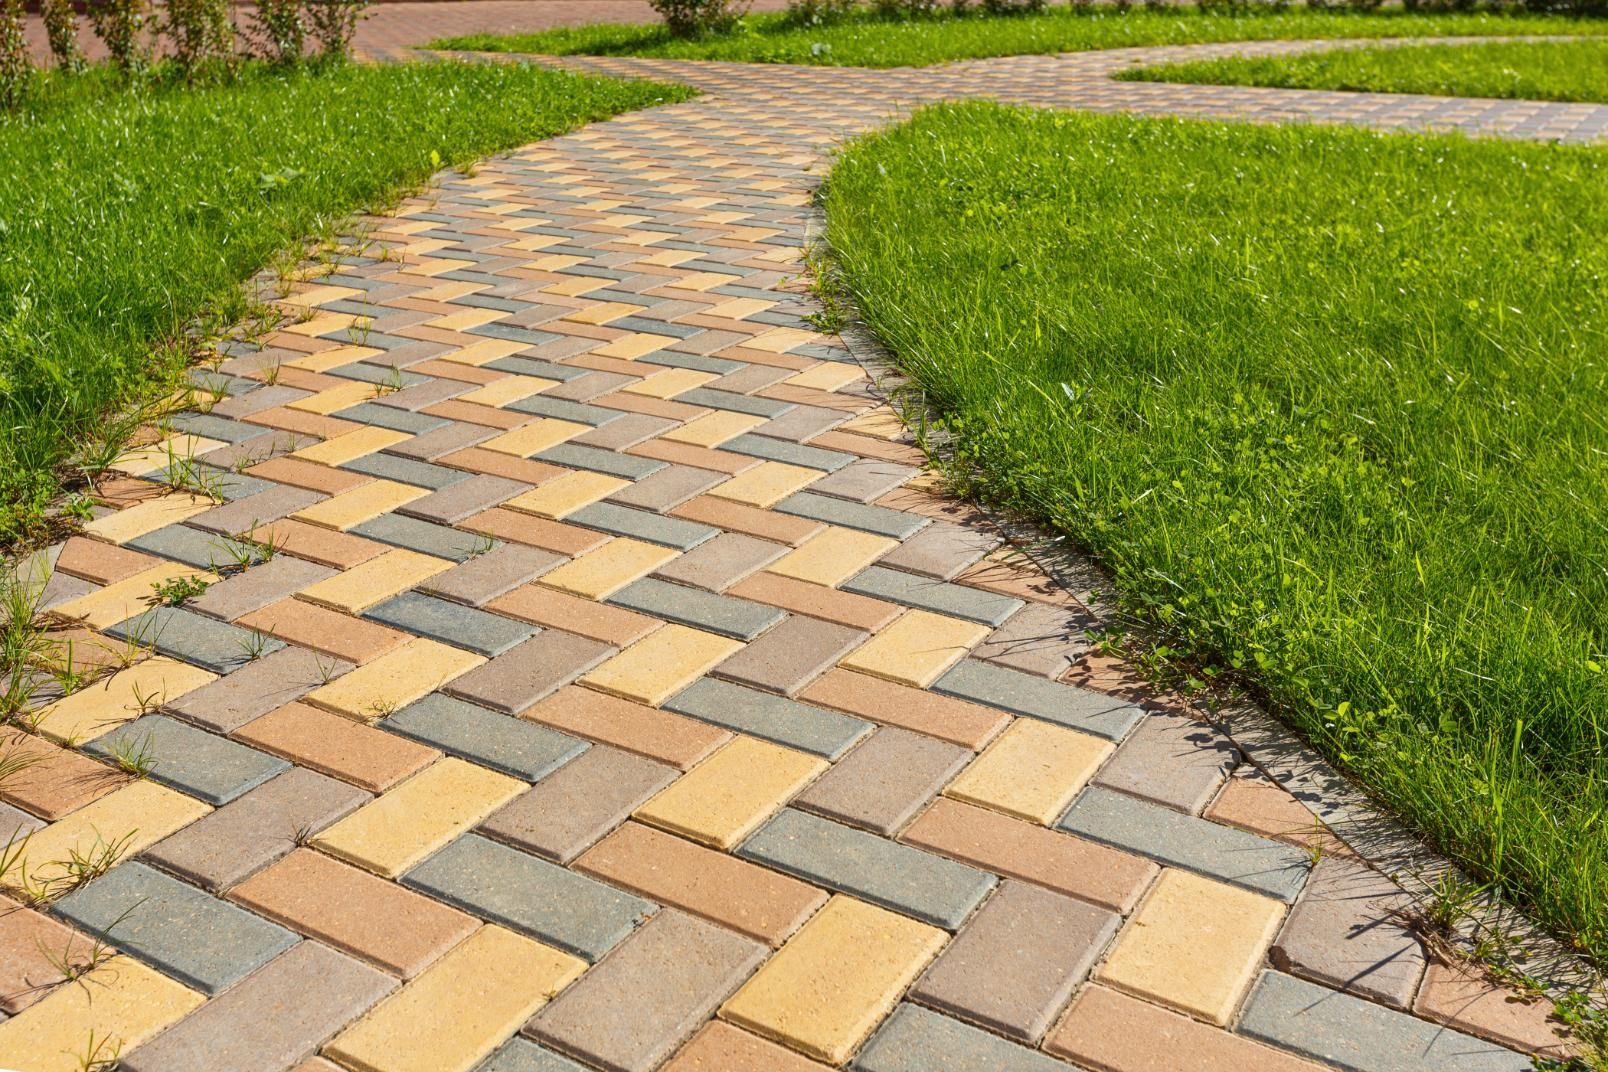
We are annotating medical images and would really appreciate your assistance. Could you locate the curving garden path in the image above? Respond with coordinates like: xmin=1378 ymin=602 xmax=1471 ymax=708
xmin=1 ymin=26 xmax=1600 ymax=1072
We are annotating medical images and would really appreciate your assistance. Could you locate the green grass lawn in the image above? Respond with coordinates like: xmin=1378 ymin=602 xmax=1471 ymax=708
xmin=429 ymin=7 xmax=1608 ymax=68
xmin=821 ymin=102 xmax=1608 ymax=965
xmin=1121 ymin=37 xmax=1608 ymax=102
xmin=0 ymin=61 xmax=690 ymax=546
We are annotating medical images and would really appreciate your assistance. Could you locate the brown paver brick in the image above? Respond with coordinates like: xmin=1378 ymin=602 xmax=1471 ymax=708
xmin=577 ymin=821 xmax=826 ymax=946
xmin=238 ymin=597 xmax=408 ymax=665
xmin=489 ymin=584 xmax=661 ymax=647
xmin=446 ymin=630 xmax=615 ymax=714
xmin=0 ymin=727 xmax=129 ymax=821
xmin=0 ymin=895 xmax=95 ymax=1014
xmin=524 ymin=686 xmax=730 ymax=770
xmin=527 ymin=909 xmax=767 ymax=1072
xmin=662 ymin=1021 xmax=833 ymax=1072
xmin=463 ymin=507 xmax=611 ymax=556
xmin=712 ymin=614 xmax=865 ymax=696
xmin=1270 ymin=856 xmax=1426 ymax=1008
xmin=1414 ymin=959 xmax=1580 ymax=1059
xmin=1093 ymin=709 xmax=1238 ymax=815
xmin=234 ymin=702 xmax=439 ymax=793
xmin=53 ymin=537 xmax=160 ymax=584
xmin=671 ymin=495 xmax=823 ymax=546
xmin=164 ymin=645 xmax=351 ymax=733
xmin=1205 ymin=768 xmax=1354 ymax=858
xmin=245 ymin=519 xmax=388 ymax=569
xmin=794 ymin=726 xmax=970 ymax=836
xmin=653 ymin=531 xmax=786 ymax=591
xmin=726 ymin=572 xmax=900 ymax=632
xmin=230 ymin=848 xmax=477 ymax=978
xmin=800 ymin=668 xmax=1007 ymax=750
xmin=480 ymin=745 xmax=676 ymax=864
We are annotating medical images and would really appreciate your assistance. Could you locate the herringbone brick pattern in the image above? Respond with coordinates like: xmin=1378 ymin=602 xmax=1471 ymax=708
xmin=2 ymin=36 xmax=1594 ymax=1072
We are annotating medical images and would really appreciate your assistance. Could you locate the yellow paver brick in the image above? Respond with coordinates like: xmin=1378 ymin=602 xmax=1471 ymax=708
xmin=670 ymin=272 xmax=741 ymax=292
xmin=620 ymin=367 xmax=716 ymax=399
xmin=325 ymin=925 xmax=584 ymax=1072
xmin=291 ymin=480 xmax=429 ymax=532
xmin=943 ymin=718 xmax=1113 ymax=825
xmin=662 ymin=411 xmax=765 ymax=448
xmin=457 ymin=375 xmax=557 ymax=408
xmin=0 ymin=957 xmax=204 ymax=1072
xmin=426 ymin=308 xmax=506 ymax=332
xmin=291 ymin=426 xmax=411 ymax=467
xmin=786 ymin=362 xmax=865 ymax=392
xmin=51 ymin=562 xmax=215 ymax=630
xmin=34 ymin=656 xmax=216 ymax=745
xmin=839 ymin=609 xmax=989 ymax=688
xmin=439 ymin=339 xmax=529 ymax=367
xmin=283 ymin=284 xmax=363 ymax=309
xmin=542 ymin=275 xmax=608 ymax=297
xmin=1097 ymin=868 xmax=1284 ymax=1025
xmin=303 ymin=636 xmax=483 ymax=722
xmin=765 ymin=527 xmax=898 ymax=588
xmin=482 ymin=418 xmax=589 ymax=458
xmin=590 ymin=333 xmax=677 ymax=360
xmin=112 ymin=435 xmax=227 ymax=477
xmin=720 ymin=895 xmax=945 ymax=1064
xmin=83 ymin=493 xmax=213 ymax=545
xmin=285 ymin=344 xmax=384 ymax=373
xmin=285 ymin=380 xmax=377 ymax=416
xmin=538 ymin=538 xmax=678 ymax=600
xmin=281 ymin=311 xmax=359 ymax=338
xmin=580 ymin=624 xmax=742 ymax=706
xmin=399 ymin=256 xmax=476 ymax=278
xmin=505 ymin=471 xmax=629 ymax=520
xmin=9 ymin=780 xmax=210 ymax=891
xmin=312 ymin=758 xmax=522 ymax=878
xmin=297 ymin=548 xmax=453 ymax=614
xmin=635 ymin=735 xmax=825 ymax=850
xmin=838 ymin=407 xmax=906 ymax=441
xmin=709 ymin=462 xmax=819 ymax=509
xmin=745 ymin=327 xmax=821 ymax=354
xmin=704 ymin=298 xmax=773 ymax=321
xmin=561 ymin=301 xmax=644 ymax=326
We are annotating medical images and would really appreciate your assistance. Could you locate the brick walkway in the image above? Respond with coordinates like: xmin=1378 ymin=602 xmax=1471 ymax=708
xmin=2 ymin=29 xmax=1599 ymax=1072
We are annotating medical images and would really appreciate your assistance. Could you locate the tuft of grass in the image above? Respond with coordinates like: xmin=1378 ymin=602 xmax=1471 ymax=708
xmin=821 ymin=102 xmax=1608 ymax=965
xmin=0 ymin=60 xmax=693 ymax=546
xmin=1121 ymin=36 xmax=1608 ymax=102
xmin=428 ymin=6 xmax=1608 ymax=68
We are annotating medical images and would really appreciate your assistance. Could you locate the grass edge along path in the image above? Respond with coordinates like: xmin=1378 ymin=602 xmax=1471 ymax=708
xmin=1119 ymin=36 xmax=1608 ymax=103
xmin=0 ymin=60 xmax=693 ymax=546
xmin=428 ymin=7 xmax=1608 ymax=69
xmin=819 ymin=101 xmax=1608 ymax=967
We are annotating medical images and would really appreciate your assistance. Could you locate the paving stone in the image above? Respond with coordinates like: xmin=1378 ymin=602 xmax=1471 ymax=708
xmin=336 ymin=401 xmax=448 ymax=433
xmin=1239 ymin=971 xmax=1532 ymax=1072
xmin=325 ymin=924 xmax=585 ymax=1072
xmin=934 ymin=659 xmax=1144 ymax=740
xmin=607 ymin=463 xmax=727 ymax=513
xmin=720 ymin=895 xmax=944 ymax=1065
xmin=902 ymin=797 xmax=1157 ymax=913
xmin=636 ymin=736 xmax=826 ymax=850
xmin=53 ymin=862 xmax=297 ymax=994
xmin=188 ymin=555 xmax=337 ymax=622
xmin=145 ymin=766 xmax=368 ymax=891
xmin=528 ymin=909 xmax=767 ymax=1072
xmin=491 ymin=584 xmax=661 ymax=647
xmin=944 ymin=718 xmax=1112 ymax=826
xmin=399 ymin=474 xmax=531 ymax=524
xmin=1414 ymin=960 xmax=1579 ymax=1059
xmin=480 ymin=745 xmax=675 ymax=864
xmin=709 ymin=461 xmax=821 ymax=509
xmin=807 ymin=459 xmax=917 ymax=503
xmin=296 ymin=547 xmax=455 ymax=614
xmin=0 ymin=802 xmax=41 ymax=844
xmin=539 ymin=442 xmax=666 ymax=479
xmin=524 ymin=686 xmax=729 ymax=771
xmin=799 ymin=669 xmax=1007 ymax=750
xmin=1270 ymin=856 xmax=1426 ymax=1008
xmin=313 ymin=757 xmax=523 ymax=877
xmin=109 ymin=605 xmax=287 ymax=675
xmin=446 ymin=630 xmax=615 ymax=714
xmin=126 ymin=523 xmax=267 ymax=571
xmin=164 ymin=645 xmax=349 ymax=733
xmin=478 ymin=1038 xmax=591 ymax=1072
xmin=386 ymin=693 xmax=588 ymax=781
xmin=672 ymin=494 xmax=823 ymax=546
xmin=230 ymin=848 xmax=477 ymax=978
xmin=775 ymin=491 xmax=928 ymax=539
xmin=665 ymin=677 xmax=871 ymax=759
xmin=302 ymin=635 xmax=485 ymax=722
xmin=1058 ymin=786 xmax=1311 ymax=902
xmin=581 ymin=624 xmax=744 ymax=707
xmin=854 ymin=1003 xmax=1068 ymax=1072
xmin=712 ymin=613 xmax=865 ymax=696
xmin=33 ymin=653 xmax=217 ymax=746
xmin=0 ymin=726 xmax=129 ymax=821
xmin=419 ymin=543 xmax=563 ymax=606
xmin=86 ymin=714 xmax=288 ymax=805
xmin=343 ymin=451 xmax=470 ymax=490
xmin=796 ymin=728 xmax=972 ymax=837
xmin=403 ymin=833 xmax=656 ymax=962
xmin=1092 ymin=709 xmax=1240 ymax=814
xmin=653 ymin=531 xmax=785 ymax=591
xmin=677 ymin=386 xmax=793 ymax=417
xmin=509 ymin=470 xmax=631 ymax=519
xmin=839 ymin=610 xmax=989 ymax=689
xmin=910 ymin=880 xmax=1118 ymax=1042
xmin=365 ymin=591 xmax=536 ymax=657
xmin=120 ymin=940 xmax=395 ymax=1072
xmin=352 ymin=511 xmax=496 ymax=562
xmin=723 ymin=433 xmax=855 ymax=471
xmin=662 ymin=1022 xmax=833 ymax=1072
xmin=608 ymin=577 xmax=784 ymax=641
xmin=567 ymin=501 xmax=719 ymax=551
xmin=876 ymin=521 xmax=1001 ymax=580
xmin=0 ymin=956 xmax=204 ymax=1072
xmin=541 ymin=537 xmax=679 ymax=600
xmin=11 ymin=779 xmax=210 ymax=892
xmin=0 ymin=894 xmax=94 ymax=1014
xmin=973 ymin=600 xmax=1097 ymax=677
xmin=238 ymin=596 xmax=405 ymax=665
xmin=234 ymin=701 xmax=438 ymax=793
xmin=573 ymin=411 xmax=678 ymax=450
xmin=1044 ymin=984 xmax=1330 ymax=1072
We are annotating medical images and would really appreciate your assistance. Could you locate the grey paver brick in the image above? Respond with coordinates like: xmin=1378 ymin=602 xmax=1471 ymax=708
xmin=1238 ymin=971 xmax=1532 ymax=1072
xmin=109 ymin=604 xmax=287 ymax=674
xmin=385 ymin=693 xmax=587 ymax=781
xmin=875 ymin=521 xmax=1001 ymax=580
xmin=86 ymin=714 xmax=288 ymax=805
xmin=854 ymin=1004 xmax=1069 ymax=1072
xmin=399 ymin=475 xmax=531 ymax=524
xmin=795 ymin=727 xmax=971 ymax=836
xmin=188 ymin=556 xmax=337 ymax=622
xmin=910 ymin=880 xmax=1119 ymax=1042
xmin=145 ymin=766 xmax=369 ymax=892
xmin=607 ymin=577 xmax=783 ymax=642
xmin=390 ymin=419 xmax=497 ymax=460
xmin=665 ymin=678 xmax=870 ymax=760
xmin=722 ymin=433 xmax=855 ymax=472
xmin=402 ymin=833 xmax=656 ymax=961
xmin=934 ymin=659 xmax=1143 ymax=741
xmin=335 ymin=402 xmax=448 ymax=434
xmin=164 ymin=646 xmax=350 ymax=733
xmin=418 ymin=543 xmax=564 ymax=606
xmin=0 ymin=800 xmax=42 ymax=841
xmin=774 ymin=491 xmax=929 ymax=540
xmin=364 ymin=591 xmax=535 ymax=657
xmin=842 ymin=566 xmax=1024 ymax=627
xmin=121 ymin=940 xmax=394 ymax=1072
xmin=711 ymin=613 xmax=866 ymax=696
xmin=527 ymin=909 xmax=767 ymax=1072
xmin=351 ymin=511 xmax=496 ymax=562
xmin=478 ymin=1038 xmax=591 ymax=1072
xmin=606 ymin=464 xmax=726 ymax=513
xmin=738 ymin=808 xmax=995 ymax=929
xmin=53 ymin=862 xmax=298 ymax=994
xmin=1092 ymin=710 xmax=1240 ymax=814
xmin=676 ymin=387 xmax=792 ymax=417
xmin=537 ymin=443 xmax=665 ymax=479
xmin=445 ymin=630 xmax=615 ymax=714
xmin=1057 ymin=786 xmax=1310 ymax=902
xmin=480 ymin=745 xmax=675 ymax=864
xmin=567 ymin=502 xmax=719 ymax=552
xmin=342 ymin=452 xmax=469 ymax=490
xmin=753 ymin=403 xmax=845 ymax=442
xmin=1270 ymin=856 xmax=1427 ymax=1008
xmin=808 ymin=459 xmax=918 ymax=502
xmin=574 ymin=412 xmax=677 ymax=451
xmin=973 ymin=600 xmax=1097 ymax=678
xmin=171 ymin=412 xmax=262 ymax=443
xmin=189 ymin=485 xmax=326 ymax=536
xmin=652 ymin=531 xmax=785 ymax=591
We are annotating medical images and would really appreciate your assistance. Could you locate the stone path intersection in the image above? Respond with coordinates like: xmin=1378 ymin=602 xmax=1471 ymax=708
xmin=2 ymin=35 xmax=1598 ymax=1072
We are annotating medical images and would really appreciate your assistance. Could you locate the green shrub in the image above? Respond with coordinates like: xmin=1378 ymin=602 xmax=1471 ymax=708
xmin=650 ymin=0 xmax=746 ymax=37
xmin=0 ymin=0 xmax=26 ymax=111
xmin=980 ymin=0 xmax=1046 ymax=14
xmin=164 ymin=0 xmax=237 ymax=77
xmin=250 ymin=0 xmax=307 ymax=63
xmin=304 ymin=0 xmax=369 ymax=58
xmin=87 ymin=0 xmax=152 ymax=73
xmin=786 ymin=0 xmax=857 ymax=26
xmin=40 ymin=0 xmax=86 ymax=72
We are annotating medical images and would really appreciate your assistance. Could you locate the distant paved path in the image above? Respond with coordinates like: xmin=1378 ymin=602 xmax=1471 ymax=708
xmin=0 ymin=22 xmax=1592 ymax=1072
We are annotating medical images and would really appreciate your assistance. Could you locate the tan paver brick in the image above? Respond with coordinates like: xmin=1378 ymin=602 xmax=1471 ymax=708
xmin=33 ymin=656 xmax=216 ymax=745
xmin=51 ymin=562 xmax=216 ymax=629
xmin=0 ymin=894 xmax=96 ymax=1013
xmin=664 ymin=1021 xmax=833 ymax=1072
xmin=83 ymin=492 xmax=214 ymax=544
xmin=943 ymin=718 xmax=1112 ymax=825
xmin=709 ymin=461 xmax=820 ymax=508
xmin=292 ymin=480 xmax=430 ymax=531
xmin=838 ymin=609 xmax=989 ymax=688
xmin=0 ymin=957 xmax=203 ymax=1072
xmin=506 ymin=470 xmax=630 ymax=519
xmin=0 ymin=727 xmax=129 ymax=821
xmin=302 ymin=636 xmax=484 ymax=721
xmin=234 ymin=702 xmax=440 ymax=792
xmin=296 ymin=547 xmax=453 ymax=614
xmin=237 ymin=597 xmax=408 ymax=664
xmin=663 ymin=411 xmax=766 ymax=447
xmin=635 ymin=735 xmax=825 ymax=850
xmin=580 ymin=624 xmax=743 ymax=706
xmin=490 ymin=585 xmax=662 ymax=647
xmin=539 ymin=537 xmax=679 ymax=600
xmin=524 ymin=686 xmax=729 ymax=770
xmin=10 ymin=779 xmax=210 ymax=891
xmin=765 ymin=527 xmax=899 ymax=587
